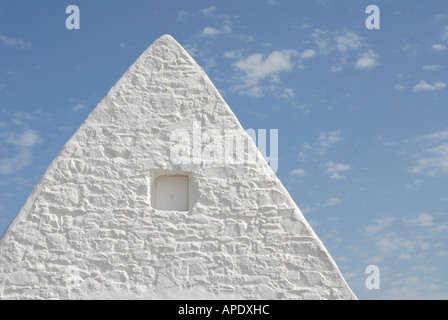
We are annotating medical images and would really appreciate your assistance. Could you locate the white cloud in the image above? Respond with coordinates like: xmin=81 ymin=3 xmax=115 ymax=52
xmin=413 ymin=80 xmax=446 ymax=92
xmin=0 ymin=83 xmax=6 ymax=91
xmin=312 ymin=29 xmax=366 ymax=56
xmin=301 ymin=142 xmax=312 ymax=151
xmin=289 ymin=168 xmax=306 ymax=176
xmin=330 ymin=65 xmax=343 ymax=72
xmin=0 ymin=34 xmax=32 ymax=49
xmin=380 ymin=274 xmax=448 ymax=299
xmin=414 ymin=265 xmax=438 ymax=273
xmin=329 ymin=172 xmax=346 ymax=180
xmin=415 ymin=128 xmax=448 ymax=142
xmin=72 ymin=103 xmax=85 ymax=112
xmin=3 ymin=130 xmax=42 ymax=148
xmin=234 ymin=50 xmax=297 ymax=85
xmin=325 ymin=197 xmax=341 ymax=206
xmin=410 ymin=129 xmax=448 ymax=176
xmin=300 ymin=49 xmax=316 ymax=59
xmin=311 ymin=29 xmax=381 ymax=72
xmin=315 ymin=0 xmax=332 ymax=9
xmin=411 ymin=143 xmax=448 ymax=175
xmin=422 ymin=65 xmax=442 ymax=71
xmin=319 ymin=130 xmax=341 ymax=147
xmin=374 ymin=232 xmax=416 ymax=253
xmin=195 ymin=6 xmax=236 ymax=40
xmin=335 ymin=31 xmax=365 ymax=53
xmin=240 ymin=86 xmax=263 ymax=98
xmin=405 ymin=179 xmax=423 ymax=189
xmin=364 ymin=217 xmax=395 ymax=236
xmin=232 ymin=49 xmax=298 ymax=97
xmin=0 ymin=148 xmax=33 ymax=175
xmin=299 ymin=130 xmax=343 ymax=160
xmin=11 ymin=111 xmax=38 ymax=121
xmin=222 ymin=25 xmax=232 ymax=34
xmin=198 ymin=24 xmax=238 ymax=39
xmin=402 ymin=213 xmax=434 ymax=227
xmin=432 ymin=43 xmax=447 ymax=51
xmin=441 ymin=25 xmax=448 ymax=41
xmin=311 ymin=29 xmax=332 ymax=55
xmin=200 ymin=6 xmax=217 ymax=17
xmin=430 ymin=223 xmax=448 ymax=234
xmin=394 ymin=84 xmax=406 ymax=91
xmin=399 ymin=253 xmax=411 ymax=260
xmin=355 ymin=50 xmax=379 ymax=70
xmin=0 ymin=111 xmax=44 ymax=175
xmin=280 ymin=88 xmax=296 ymax=100
xmin=200 ymin=26 xmax=222 ymax=38
xmin=176 ymin=10 xmax=190 ymax=22
xmin=435 ymin=13 xmax=448 ymax=21
xmin=223 ymin=50 xmax=246 ymax=59
xmin=323 ymin=161 xmax=351 ymax=180
xmin=402 ymin=43 xmax=418 ymax=56
xmin=323 ymin=162 xmax=350 ymax=173
xmin=302 ymin=196 xmax=341 ymax=214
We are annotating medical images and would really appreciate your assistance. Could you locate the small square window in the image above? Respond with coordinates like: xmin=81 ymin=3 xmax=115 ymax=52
xmin=154 ymin=175 xmax=189 ymax=211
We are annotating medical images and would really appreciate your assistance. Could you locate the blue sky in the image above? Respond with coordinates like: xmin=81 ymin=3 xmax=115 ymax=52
xmin=1 ymin=0 xmax=447 ymax=299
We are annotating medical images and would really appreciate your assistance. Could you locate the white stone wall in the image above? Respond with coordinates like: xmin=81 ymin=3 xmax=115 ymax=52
xmin=0 ymin=35 xmax=356 ymax=299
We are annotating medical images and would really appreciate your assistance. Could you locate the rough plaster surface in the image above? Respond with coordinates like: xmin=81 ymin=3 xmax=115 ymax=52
xmin=0 ymin=35 xmax=356 ymax=300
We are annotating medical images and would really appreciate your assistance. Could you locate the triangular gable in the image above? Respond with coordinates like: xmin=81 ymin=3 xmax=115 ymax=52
xmin=0 ymin=35 xmax=356 ymax=299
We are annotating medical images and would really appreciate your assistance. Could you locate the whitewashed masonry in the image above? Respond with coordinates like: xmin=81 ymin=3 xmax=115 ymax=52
xmin=0 ymin=35 xmax=356 ymax=299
